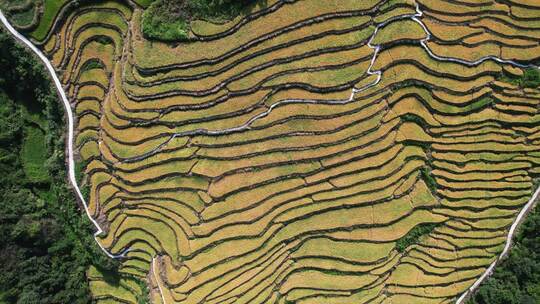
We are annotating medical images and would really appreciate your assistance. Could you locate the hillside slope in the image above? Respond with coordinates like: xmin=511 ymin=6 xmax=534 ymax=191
xmin=3 ymin=0 xmax=540 ymax=303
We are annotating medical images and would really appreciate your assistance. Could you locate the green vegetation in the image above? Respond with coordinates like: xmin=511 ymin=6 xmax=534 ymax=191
xmin=142 ymin=0 xmax=190 ymax=41
xmin=94 ymin=35 xmax=114 ymax=45
xmin=21 ymin=125 xmax=49 ymax=183
xmin=521 ymin=68 xmax=540 ymax=88
xmin=395 ymin=223 xmax=437 ymax=252
xmin=133 ymin=0 xmax=155 ymax=7
xmin=0 ymin=27 xmax=119 ymax=303
xmin=401 ymin=113 xmax=429 ymax=129
xmin=468 ymin=202 xmax=540 ymax=304
xmin=498 ymin=68 xmax=540 ymax=89
xmin=420 ymin=166 xmax=438 ymax=195
xmin=74 ymin=160 xmax=86 ymax=184
xmin=8 ymin=7 xmax=35 ymax=29
xmin=29 ymin=0 xmax=69 ymax=41
xmin=136 ymin=279 xmax=151 ymax=304
xmin=0 ymin=0 xmax=35 ymax=29
xmin=81 ymin=59 xmax=104 ymax=72
xmin=19 ymin=0 xmax=128 ymax=42
xmin=142 ymin=0 xmax=257 ymax=41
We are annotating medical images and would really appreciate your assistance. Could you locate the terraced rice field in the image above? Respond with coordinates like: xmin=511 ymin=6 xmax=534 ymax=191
xmin=3 ymin=0 xmax=540 ymax=303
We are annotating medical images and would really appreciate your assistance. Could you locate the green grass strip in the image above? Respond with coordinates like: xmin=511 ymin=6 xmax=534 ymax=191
xmin=396 ymin=222 xmax=438 ymax=253
xmin=21 ymin=125 xmax=49 ymax=183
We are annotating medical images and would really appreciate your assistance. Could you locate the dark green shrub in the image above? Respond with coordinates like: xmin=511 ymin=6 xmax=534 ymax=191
xmin=420 ymin=166 xmax=437 ymax=194
xmin=498 ymin=68 xmax=540 ymax=89
xmin=395 ymin=223 xmax=437 ymax=253
xmin=142 ymin=0 xmax=191 ymax=41
xmin=141 ymin=0 xmax=257 ymax=41
xmin=80 ymin=59 xmax=103 ymax=72
xmin=521 ymin=68 xmax=540 ymax=88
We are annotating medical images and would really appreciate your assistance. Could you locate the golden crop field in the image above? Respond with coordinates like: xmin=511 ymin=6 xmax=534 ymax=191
xmin=4 ymin=0 xmax=540 ymax=303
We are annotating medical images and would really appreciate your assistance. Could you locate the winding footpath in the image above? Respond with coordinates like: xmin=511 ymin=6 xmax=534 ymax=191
xmin=0 ymin=10 xmax=123 ymax=259
xmin=1 ymin=2 xmax=540 ymax=303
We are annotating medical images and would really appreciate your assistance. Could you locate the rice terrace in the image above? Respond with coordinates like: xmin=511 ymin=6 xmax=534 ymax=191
xmin=2 ymin=0 xmax=540 ymax=303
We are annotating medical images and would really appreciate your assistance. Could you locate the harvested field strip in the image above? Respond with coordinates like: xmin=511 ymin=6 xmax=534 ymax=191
xmin=130 ymin=0 xmax=381 ymax=69
xmin=129 ymin=18 xmax=374 ymax=85
xmin=418 ymin=0 xmax=540 ymax=64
